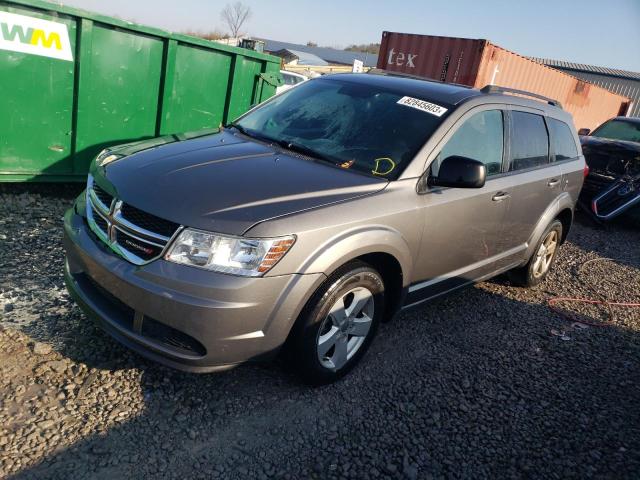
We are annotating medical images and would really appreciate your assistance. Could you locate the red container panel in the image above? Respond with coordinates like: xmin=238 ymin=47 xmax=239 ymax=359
xmin=378 ymin=32 xmax=486 ymax=86
xmin=474 ymin=44 xmax=629 ymax=131
xmin=377 ymin=31 xmax=629 ymax=131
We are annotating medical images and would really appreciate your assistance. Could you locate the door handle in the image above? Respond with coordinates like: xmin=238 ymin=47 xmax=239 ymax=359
xmin=492 ymin=192 xmax=510 ymax=201
xmin=547 ymin=178 xmax=560 ymax=187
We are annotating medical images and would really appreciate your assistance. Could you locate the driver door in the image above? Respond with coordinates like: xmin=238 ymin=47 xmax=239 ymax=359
xmin=409 ymin=105 xmax=521 ymax=304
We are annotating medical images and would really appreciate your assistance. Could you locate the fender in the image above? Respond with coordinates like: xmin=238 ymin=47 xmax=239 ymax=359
xmin=259 ymin=224 xmax=414 ymax=340
xmin=296 ymin=224 xmax=414 ymax=288
xmin=521 ymin=192 xmax=574 ymax=265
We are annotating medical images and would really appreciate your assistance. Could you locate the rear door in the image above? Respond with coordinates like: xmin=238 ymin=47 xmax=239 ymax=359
xmin=547 ymin=117 xmax=584 ymax=206
xmin=500 ymin=107 xmax=564 ymax=250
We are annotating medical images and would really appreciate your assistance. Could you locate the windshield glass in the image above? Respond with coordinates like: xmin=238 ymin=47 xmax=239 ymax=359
xmin=233 ymin=77 xmax=450 ymax=178
xmin=591 ymin=119 xmax=640 ymax=143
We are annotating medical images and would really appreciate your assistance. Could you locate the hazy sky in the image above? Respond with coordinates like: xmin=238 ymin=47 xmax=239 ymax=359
xmin=60 ymin=0 xmax=640 ymax=71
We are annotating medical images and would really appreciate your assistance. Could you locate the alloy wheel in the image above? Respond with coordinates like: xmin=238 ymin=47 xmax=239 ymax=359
xmin=316 ymin=286 xmax=375 ymax=371
xmin=532 ymin=230 xmax=558 ymax=278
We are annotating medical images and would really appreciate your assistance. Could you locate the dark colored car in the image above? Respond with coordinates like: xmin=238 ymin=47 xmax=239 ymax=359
xmin=579 ymin=117 xmax=640 ymax=221
xmin=63 ymin=73 xmax=585 ymax=384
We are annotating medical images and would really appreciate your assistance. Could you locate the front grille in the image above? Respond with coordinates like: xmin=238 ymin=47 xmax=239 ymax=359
xmin=593 ymin=180 xmax=640 ymax=218
xmin=120 ymin=203 xmax=180 ymax=238
xmin=582 ymin=172 xmax=615 ymax=199
xmin=91 ymin=206 xmax=109 ymax=236
xmin=92 ymin=184 xmax=113 ymax=209
xmin=115 ymin=229 xmax=164 ymax=261
xmin=86 ymin=175 xmax=181 ymax=265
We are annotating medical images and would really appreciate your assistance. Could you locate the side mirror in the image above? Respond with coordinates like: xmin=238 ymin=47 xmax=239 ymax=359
xmin=428 ymin=156 xmax=486 ymax=189
xmin=578 ymin=128 xmax=591 ymax=136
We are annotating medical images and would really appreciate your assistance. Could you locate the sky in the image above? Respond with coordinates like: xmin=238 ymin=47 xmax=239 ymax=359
xmin=60 ymin=0 xmax=640 ymax=72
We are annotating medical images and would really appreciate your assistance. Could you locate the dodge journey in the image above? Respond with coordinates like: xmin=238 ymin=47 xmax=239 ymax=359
xmin=63 ymin=72 xmax=585 ymax=383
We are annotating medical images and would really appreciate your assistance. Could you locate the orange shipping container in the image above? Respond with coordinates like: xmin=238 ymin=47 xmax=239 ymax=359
xmin=378 ymin=32 xmax=631 ymax=131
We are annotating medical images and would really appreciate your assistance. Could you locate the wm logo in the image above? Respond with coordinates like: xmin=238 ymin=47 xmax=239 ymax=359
xmin=0 ymin=11 xmax=73 ymax=61
xmin=1 ymin=23 xmax=62 ymax=50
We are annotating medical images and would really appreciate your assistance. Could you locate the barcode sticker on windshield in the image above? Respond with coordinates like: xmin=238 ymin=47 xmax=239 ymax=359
xmin=397 ymin=96 xmax=448 ymax=117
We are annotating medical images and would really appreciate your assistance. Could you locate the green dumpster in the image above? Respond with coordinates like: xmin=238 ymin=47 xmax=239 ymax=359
xmin=0 ymin=0 xmax=282 ymax=182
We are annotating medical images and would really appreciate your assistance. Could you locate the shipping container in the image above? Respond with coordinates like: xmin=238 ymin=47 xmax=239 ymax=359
xmin=0 ymin=0 xmax=282 ymax=182
xmin=378 ymin=32 xmax=630 ymax=131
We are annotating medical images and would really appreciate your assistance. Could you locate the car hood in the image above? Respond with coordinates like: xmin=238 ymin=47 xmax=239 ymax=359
xmin=91 ymin=130 xmax=388 ymax=235
xmin=580 ymin=135 xmax=640 ymax=176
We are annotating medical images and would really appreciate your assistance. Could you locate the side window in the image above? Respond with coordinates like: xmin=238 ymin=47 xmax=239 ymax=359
xmin=548 ymin=118 xmax=578 ymax=161
xmin=509 ymin=111 xmax=549 ymax=171
xmin=282 ymin=73 xmax=295 ymax=85
xmin=434 ymin=110 xmax=504 ymax=176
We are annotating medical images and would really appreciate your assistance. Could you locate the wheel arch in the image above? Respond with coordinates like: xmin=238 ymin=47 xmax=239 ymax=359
xmin=291 ymin=226 xmax=413 ymax=323
xmin=287 ymin=250 xmax=406 ymax=338
xmin=292 ymin=226 xmax=413 ymax=283
xmin=522 ymin=193 xmax=574 ymax=263
xmin=355 ymin=252 xmax=405 ymax=321
xmin=556 ymin=207 xmax=573 ymax=244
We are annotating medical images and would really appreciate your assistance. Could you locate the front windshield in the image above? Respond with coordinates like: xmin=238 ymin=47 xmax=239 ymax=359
xmin=591 ymin=119 xmax=640 ymax=143
xmin=233 ymin=77 xmax=450 ymax=178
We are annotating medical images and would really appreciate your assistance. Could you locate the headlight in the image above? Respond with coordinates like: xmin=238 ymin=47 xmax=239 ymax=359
xmin=166 ymin=229 xmax=295 ymax=277
xmin=95 ymin=149 xmax=122 ymax=167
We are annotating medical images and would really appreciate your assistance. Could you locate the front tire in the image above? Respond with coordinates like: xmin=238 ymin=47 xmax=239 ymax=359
xmin=288 ymin=261 xmax=385 ymax=385
xmin=508 ymin=219 xmax=563 ymax=287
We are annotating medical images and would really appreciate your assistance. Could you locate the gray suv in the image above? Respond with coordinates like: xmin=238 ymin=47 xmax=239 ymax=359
xmin=63 ymin=73 xmax=585 ymax=383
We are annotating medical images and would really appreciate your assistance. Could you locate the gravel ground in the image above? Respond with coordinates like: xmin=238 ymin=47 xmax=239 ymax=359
xmin=1 ymin=184 xmax=639 ymax=480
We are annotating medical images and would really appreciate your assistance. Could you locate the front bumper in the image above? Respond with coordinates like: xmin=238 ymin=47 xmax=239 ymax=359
xmin=63 ymin=207 xmax=325 ymax=372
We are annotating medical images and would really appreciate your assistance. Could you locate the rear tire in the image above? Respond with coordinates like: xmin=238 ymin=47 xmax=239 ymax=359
xmin=508 ymin=219 xmax=563 ymax=288
xmin=287 ymin=261 xmax=384 ymax=385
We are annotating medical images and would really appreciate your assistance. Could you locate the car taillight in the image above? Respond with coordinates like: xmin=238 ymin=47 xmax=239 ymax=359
xmin=583 ymin=164 xmax=590 ymax=178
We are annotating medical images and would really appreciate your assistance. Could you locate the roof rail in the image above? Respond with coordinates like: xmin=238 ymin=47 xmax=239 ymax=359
xmin=480 ymin=85 xmax=562 ymax=109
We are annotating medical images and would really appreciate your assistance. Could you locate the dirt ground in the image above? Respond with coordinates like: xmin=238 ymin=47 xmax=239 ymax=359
xmin=1 ymin=185 xmax=639 ymax=479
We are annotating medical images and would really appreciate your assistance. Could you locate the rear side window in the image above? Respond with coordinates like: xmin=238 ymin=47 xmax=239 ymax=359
xmin=548 ymin=118 xmax=578 ymax=161
xmin=434 ymin=110 xmax=504 ymax=176
xmin=509 ymin=111 xmax=549 ymax=171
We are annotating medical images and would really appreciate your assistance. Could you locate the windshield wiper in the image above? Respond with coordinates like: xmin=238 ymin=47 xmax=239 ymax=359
xmin=231 ymin=124 xmax=339 ymax=166
xmin=230 ymin=123 xmax=277 ymax=145
xmin=276 ymin=140 xmax=339 ymax=165
xmin=230 ymin=123 xmax=249 ymax=136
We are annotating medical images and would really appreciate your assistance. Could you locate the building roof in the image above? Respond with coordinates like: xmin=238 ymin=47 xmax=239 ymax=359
xmin=530 ymin=58 xmax=640 ymax=82
xmin=273 ymin=49 xmax=329 ymax=66
xmin=257 ymin=38 xmax=379 ymax=67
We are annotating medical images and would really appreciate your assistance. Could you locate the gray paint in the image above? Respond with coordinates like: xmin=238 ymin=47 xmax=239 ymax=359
xmin=92 ymin=130 xmax=387 ymax=236
xmin=64 ymin=73 xmax=585 ymax=372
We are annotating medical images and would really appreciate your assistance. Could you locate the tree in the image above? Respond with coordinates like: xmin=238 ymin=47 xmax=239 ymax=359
xmin=345 ymin=43 xmax=380 ymax=54
xmin=183 ymin=29 xmax=226 ymax=41
xmin=220 ymin=2 xmax=252 ymax=38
